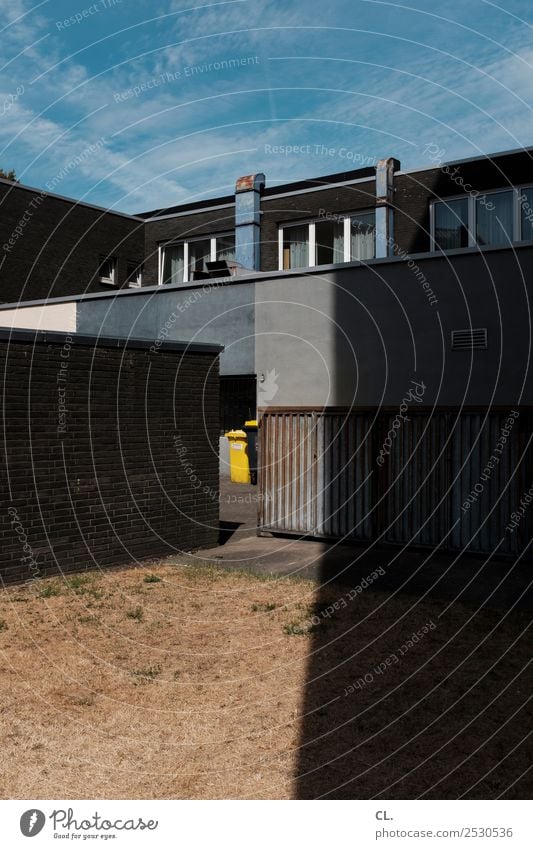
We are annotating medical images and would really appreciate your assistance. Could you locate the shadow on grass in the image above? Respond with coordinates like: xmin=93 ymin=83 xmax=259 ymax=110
xmin=294 ymin=545 xmax=532 ymax=799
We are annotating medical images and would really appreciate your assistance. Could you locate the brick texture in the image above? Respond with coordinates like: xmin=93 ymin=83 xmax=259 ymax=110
xmin=143 ymin=148 xmax=533 ymax=282
xmin=0 ymin=181 xmax=144 ymax=303
xmin=0 ymin=336 xmax=220 ymax=584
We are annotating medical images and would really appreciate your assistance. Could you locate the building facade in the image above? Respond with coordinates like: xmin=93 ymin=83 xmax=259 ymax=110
xmin=1 ymin=146 xmax=531 ymax=557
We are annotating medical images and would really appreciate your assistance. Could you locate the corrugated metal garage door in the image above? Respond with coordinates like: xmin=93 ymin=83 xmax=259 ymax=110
xmin=259 ymin=409 xmax=532 ymax=556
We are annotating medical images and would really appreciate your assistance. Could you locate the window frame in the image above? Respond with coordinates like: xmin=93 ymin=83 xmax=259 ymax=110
xmin=517 ymin=184 xmax=533 ymax=241
xmin=278 ymin=209 xmax=376 ymax=270
xmin=430 ymin=187 xmax=528 ymax=251
xmin=159 ymin=231 xmax=235 ymax=285
xmin=126 ymin=262 xmax=143 ymax=288
xmin=98 ymin=255 xmax=117 ymax=286
xmin=430 ymin=193 xmax=473 ymax=252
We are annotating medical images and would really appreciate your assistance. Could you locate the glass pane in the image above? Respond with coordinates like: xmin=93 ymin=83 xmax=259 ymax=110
xmin=126 ymin=263 xmax=142 ymax=285
xmin=350 ymin=212 xmax=375 ymax=260
xmin=216 ymin=234 xmax=235 ymax=262
xmin=315 ymin=220 xmax=345 ymax=265
xmin=98 ymin=258 xmax=115 ymax=281
xmin=188 ymin=239 xmax=211 ymax=278
xmin=434 ymin=199 xmax=469 ymax=249
xmin=520 ymin=188 xmax=533 ymax=240
xmin=282 ymin=225 xmax=309 ymax=269
xmin=162 ymin=245 xmax=185 ymax=284
xmin=476 ymin=191 xmax=513 ymax=246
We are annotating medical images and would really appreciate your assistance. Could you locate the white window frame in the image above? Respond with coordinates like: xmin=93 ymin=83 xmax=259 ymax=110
xmin=126 ymin=262 xmax=143 ymax=288
xmin=98 ymin=255 xmax=117 ymax=286
xmin=159 ymin=232 xmax=235 ymax=285
xmin=278 ymin=210 xmax=376 ymax=271
xmin=430 ymin=187 xmax=526 ymax=251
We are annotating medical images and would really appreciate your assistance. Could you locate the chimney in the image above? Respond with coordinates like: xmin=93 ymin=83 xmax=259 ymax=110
xmin=375 ymin=158 xmax=400 ymax=258
xmin=234 ymin=173 xmax=265 ymax=270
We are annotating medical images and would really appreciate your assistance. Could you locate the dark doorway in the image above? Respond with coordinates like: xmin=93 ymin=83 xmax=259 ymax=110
xmin=220 ymin=375 xmax=257 ymax=433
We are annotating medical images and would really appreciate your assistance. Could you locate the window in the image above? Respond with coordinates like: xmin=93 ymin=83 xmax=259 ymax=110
xmin=431 ymin=187 xmax=533 ymax=251
xmin=434 ymin=198 xmax=469 ymax=250
xmin=279 ymin=211 xmax=376 ymax=270
xmin=216 ymin=234 xmax=235 ymax=262
xmin=160 ymin=234 xmax=235 ymax=285
xmin=282 ymin=224 xmax=309 ymax=269
xmin=315 ymin=219 xmax=344 ymax=265
xmin=98 ymin=256 xmax=116 ymax=286
xmin=187 ymin=238 xmax=211 ymax=279
xmin=519 ymin=188 xmax=533 ymax=240
xmin=162 ymin=244 xmax=185 ymax=285
xmin=476 ymin=190 xmax=513 ymax=246
xmin=350 ymin=212 xmax=376 ymax=260
xmin=126 ymin=262 xmax=142 ymax=288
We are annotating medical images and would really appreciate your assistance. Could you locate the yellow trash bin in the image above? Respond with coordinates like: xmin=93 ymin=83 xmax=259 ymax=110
xmin=225 ymin=429 xmax=251 ymax=483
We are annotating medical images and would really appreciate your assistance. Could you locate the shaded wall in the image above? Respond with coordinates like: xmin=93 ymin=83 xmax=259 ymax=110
xmin=0 ymin=331 xmax=220 ymax=584
xmin=0 ymin=180 xmax=144 ymax=303
xmin=255 ymin=246 xmax=533 ymax=407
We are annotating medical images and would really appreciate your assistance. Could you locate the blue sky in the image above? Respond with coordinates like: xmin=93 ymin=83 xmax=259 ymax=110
xmin=1 ymin=0 xmax=532 ymax=213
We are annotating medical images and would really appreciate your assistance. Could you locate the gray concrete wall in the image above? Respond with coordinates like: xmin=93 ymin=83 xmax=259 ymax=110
xmin=255 ymin=246 xmax=533 ymax=407
xmin=76 ymin=280 xmax=255 ymax=377
xmin=4 ymin=242 xmax=529 ymax=409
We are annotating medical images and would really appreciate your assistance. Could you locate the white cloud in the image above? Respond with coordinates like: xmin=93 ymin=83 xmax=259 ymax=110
xmin=2 ymin=0 xmax=533 ymax=215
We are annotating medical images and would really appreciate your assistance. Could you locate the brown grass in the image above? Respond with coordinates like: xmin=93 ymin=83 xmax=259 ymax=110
xmin=0 ymin=563 xmax=317 ymax=799
xmin=0 ymin=562 xmax=530 ymax=799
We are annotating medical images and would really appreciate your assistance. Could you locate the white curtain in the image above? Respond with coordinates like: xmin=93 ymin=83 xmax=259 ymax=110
xmin=333 ymin=224 xmax=344 ymax=263
xmin=434 ymin=198 xmax=469 ymax=249
xmin=476 ymin=192 xmax=513 ymax=246
xmin=351 ymin=213 xmax=375 ymax=260
xmin=216 ymin=235 xmax=235 ymax=263
xmin=188 ymin=239 xmax=211 ymax=277
xmin=162 ymin=245 xmax=184 ymax=284
xmin=284 ymin=225 xmax=308 ymax=268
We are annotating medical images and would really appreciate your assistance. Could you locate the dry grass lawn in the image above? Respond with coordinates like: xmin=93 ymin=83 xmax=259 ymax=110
xmin=0 ymin=563 xmax=317 ymax=799
xmin=0 ymin=561 xmax=530 ymax=799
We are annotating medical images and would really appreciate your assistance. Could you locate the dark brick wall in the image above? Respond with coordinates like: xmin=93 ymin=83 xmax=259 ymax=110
xmin=395 ymin=149 xmax=533 ymax=255
xmin=4 ymin=151 xmax=532 ymax=299
xmin=0 ymin=334 xmax=220 ymax=585
xmin=143 ymin=205 xmax=235 ymax=286
xmin=0 ymin=180 xmax=144 ymax=303
xmin=259 ymin=181 xmax=376 ymax=272
xmin=143 ymin=149 xmax=533 ymax=281
xmin=143 ymin=181 xmax=376 ymax=281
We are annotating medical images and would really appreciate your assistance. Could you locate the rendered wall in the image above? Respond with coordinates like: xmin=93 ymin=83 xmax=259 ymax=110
xmin=0 ymin=302 xmax=76 ymax=332
xmin=255 ymin=246 xmax=533 ymax=408
xmin=76 ymin=281 xmax=255 ymax=377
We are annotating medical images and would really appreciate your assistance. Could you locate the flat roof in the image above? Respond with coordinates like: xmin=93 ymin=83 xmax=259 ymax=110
xmin=137 ymin=165 xmax=376 ymax=219
xmin=0 ymin=327 xmax=223 ymax=354
xmin=138 ymin=144 xmax=533 ymax=219
xmin=4 ymin=144 xmax=532 ymax=226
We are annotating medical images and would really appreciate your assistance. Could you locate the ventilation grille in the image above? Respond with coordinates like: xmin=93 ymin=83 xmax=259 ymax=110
xmin=451 ymin=328 xmax=487 ymax=351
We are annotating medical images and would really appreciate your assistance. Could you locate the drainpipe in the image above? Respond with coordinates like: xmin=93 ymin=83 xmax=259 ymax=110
xmin=235 ymin=173 xmax=265 ymax=271
xmin=375 ymin=158 xmax=400 ymax=258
